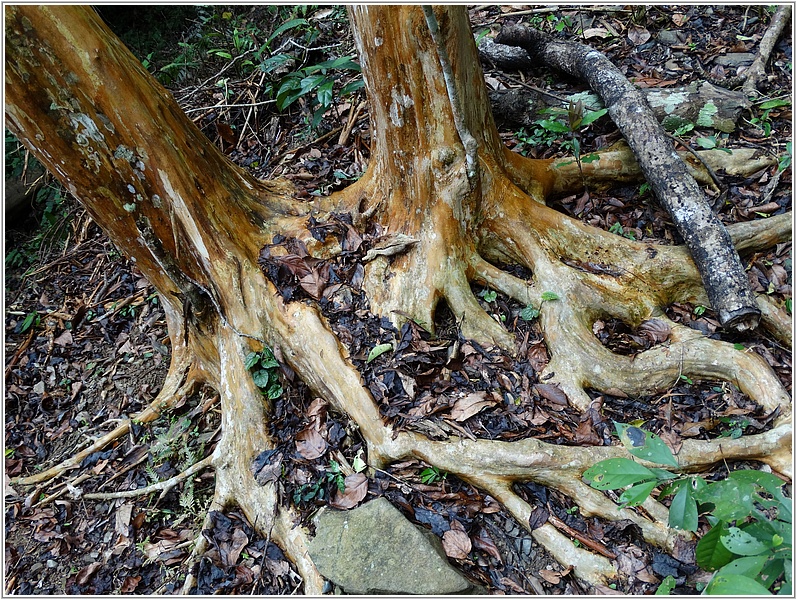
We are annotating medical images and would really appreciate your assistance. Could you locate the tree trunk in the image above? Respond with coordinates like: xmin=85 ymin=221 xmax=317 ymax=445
xmin=5 ymin=5 xmax=791 ymax=593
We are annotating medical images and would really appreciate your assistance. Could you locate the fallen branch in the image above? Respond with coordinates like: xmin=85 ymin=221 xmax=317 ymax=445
xmin=82 ymin=455 xmax=213 ymax=500
xmin=496 ymin=24 xmax=762 ymax=331
xmin=742 ymin=5 xmax=791 ymax=98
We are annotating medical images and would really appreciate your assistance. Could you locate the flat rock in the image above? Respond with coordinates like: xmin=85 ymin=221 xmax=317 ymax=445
xmin=308 ymin=497 xmax=476 ymax=595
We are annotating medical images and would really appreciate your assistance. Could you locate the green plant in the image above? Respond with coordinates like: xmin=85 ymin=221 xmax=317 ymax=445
xmin=778 ymin=141 xmax=792 ymax=173
xmin=608 ymin=222 xmax=636 ymax=240
xmin=520 ymin=291 xmax=559 ymax=321
xmin=244 ymin=347 xmax=283 ymax=399
xmin=481 ymin=289 xmax=498 ymax=303
xmin=749 ymin=97 xmax=791 ymax=138
xmin=419 ymin=465 xmax=447 ymax=484
xmin=17 ymin=311 xmax=40 ymax=333
xmin=583 ymin=423 xmax=792 ymax=595
xmin=293 ymin=461 xmax=347 ymax=505
xmin=275 ymin=55 xmax=364 ymax=128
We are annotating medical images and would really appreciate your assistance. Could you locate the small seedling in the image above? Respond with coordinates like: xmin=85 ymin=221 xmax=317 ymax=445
xmin=244 ymin=347 xmax=283 ymax=399
xmin=419 ymin=466 xmax=446 ymax=484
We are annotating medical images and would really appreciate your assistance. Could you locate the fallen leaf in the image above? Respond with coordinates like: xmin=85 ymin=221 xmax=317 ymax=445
xmin=574 ymin=419 xmax=603 ymax=445
xmin=115 ymin=502 xmax=133 ymax=536
xmin=528 ymin=505 xmax=549 ymax=531
xmin=442 ymin=528 xmax=472 ymax=559
xmin=627 ymin=25 xmax=651 ymax=45
xmin=75 ymin=561 xmax=103 ymax=586
xmin=330 ymin=472 xmax=368 ymax=509
xmin=53 ymin=330 xmax=73 ymax=347
xmin=473 ymin=527 xmax=502 ymax=562
xmin=539 ymin=569 xmax=561 ymax=584
xmin=638 ymin=319 xmax=671 ymax=343
xmin=295 ymin=428 xmax=327 ymax=459
xmin=120 ymin=576 xmax=141 ymax=593
xmin=582 ymin=27 xmax=611 ymax=39
xmin=450 ymin=391 xmax=496 ymax=421
xmin=534 ymin=383 xmax=569 ymax=408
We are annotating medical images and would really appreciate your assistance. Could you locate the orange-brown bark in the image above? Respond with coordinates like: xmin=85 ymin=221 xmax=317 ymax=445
xmin=5 ymin=4 xmax=791 ymax=593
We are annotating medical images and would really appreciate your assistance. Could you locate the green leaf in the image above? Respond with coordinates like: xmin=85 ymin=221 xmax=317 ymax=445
xmin=482 ymin=289 xmax=497 ymax=302
xmin=582 ymin=458 xmax=656 ymax=490
xmin=696 ymin=101 xmax=719 ymax=127
xmin=541 ymin=291 xmax=559 ymax=302
xmin=352 ymin=450 xmax=367 ymax=473
xmin=266 ymin=18 xmax=309 ymax=45
xmin=697 ymin=522 xmax=735 ymax=571
xmin=721 ymin=527 xmax=772 ymax=556
xmin=367 ymin=342 xmax=393 ymax=363
xmin=580 ymin=108 xmax=608 ymax=126
xmin=244 ymin=352 xmax=260 ymax=370
xmin=758 ymin=98 xmax=791 ymax=110
xmin=715 ymin=555 xmax=769 ymax=579
xmin=695 ymin=478 xmax=756 ymax=522
xmin=316 ymin=79 xmax=334 ymax=108
xmin=696 ymin=136 xmax=717 ymax=149
xmin=266 ymin=382 xmax=283 ymax=400
xmin=619 ymin=480 xmax=658 ymax=507
xmin=615 ymin=423 xmax=679 ymax=467
xmin=537 ymin=119 xmax=570 ymax=133
xmin=655 ymin=574 xmax=676 ymax=595
xmin=520 ymin=305 xmax=540 ymax=321
xmin=581 ymin=152 xmax=600 ymax=164
xmin=252 ymin=369 xmax=272 ymax=389
xmin=669 ymin=483 xmax=698 ymax=531
xmin=704 ymin=573 xmax=772 ymax=595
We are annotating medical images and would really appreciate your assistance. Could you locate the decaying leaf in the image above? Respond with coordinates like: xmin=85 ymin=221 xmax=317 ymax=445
xmin=534 ymin=383 xmax=569 ymax=409
xmin=295 ymin=427 xmax=327 ymax=459
xmin=638 ymin=318 xmax=671 ymax=343
xmin=442 ymin=528 xmax=472 ymax=559
xmin=528 ymin=505 xmax=550 ymax=531
xmin=450 ymin=391 xmax=496 ymax=422
xmin=330 ymin=472 xmax=368 ymax=509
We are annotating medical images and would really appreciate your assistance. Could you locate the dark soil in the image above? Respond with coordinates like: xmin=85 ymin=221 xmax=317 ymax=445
xmin=5 ymin=5 xmax=791 ymax=595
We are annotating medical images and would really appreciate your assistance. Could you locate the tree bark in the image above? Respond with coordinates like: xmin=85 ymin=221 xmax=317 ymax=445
xmin=5 ymin=5 xmax=791 ymax=593
xmin=496 ymin=24 xmax=762 ymax=331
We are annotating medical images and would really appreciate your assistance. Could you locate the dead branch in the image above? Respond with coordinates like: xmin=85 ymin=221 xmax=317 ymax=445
xmin=496 ymin=24 xmax=762 ymax=331
xmin=742 ymin=5 xmax=792 ymax=98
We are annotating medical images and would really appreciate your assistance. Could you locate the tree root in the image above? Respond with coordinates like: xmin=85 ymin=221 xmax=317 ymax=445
xmin=82 ymin=455 xmax=214 ymax=501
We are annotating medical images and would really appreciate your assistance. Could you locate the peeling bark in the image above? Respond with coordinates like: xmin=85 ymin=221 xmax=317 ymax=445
xmin=5 ymin=5 xmax=791 ymax=594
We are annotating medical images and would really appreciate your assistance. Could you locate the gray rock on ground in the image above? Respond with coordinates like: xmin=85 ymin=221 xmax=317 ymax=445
xmin=308 ymin=497 xmax=478 ymax=595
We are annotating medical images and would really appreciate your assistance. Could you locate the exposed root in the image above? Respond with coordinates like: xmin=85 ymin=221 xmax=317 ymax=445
xmin=12 ymin=355 xmax=199 ymax=487
xmin=271 ymin=285 xmax=791 ymax=587
xmin=82 ymin=455 xmax=214 ymax=501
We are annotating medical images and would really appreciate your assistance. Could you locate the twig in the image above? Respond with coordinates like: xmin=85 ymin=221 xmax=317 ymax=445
xmin=82 ymin=454 xmax=213 ymax=500
xmin=423 ymin=6 xmax=479 ymax=180
xmin=176 ymin=48 xmax=256 ymax=104
xmin=742 ymin=5 xmax=791 ymax=98
xmin=546 ymin=511 xmax=617 ymax=560
xmin=338 ymin=101 xmax=367 ymax=147
xmin=184 ymin=99 xmax=276 ymax=115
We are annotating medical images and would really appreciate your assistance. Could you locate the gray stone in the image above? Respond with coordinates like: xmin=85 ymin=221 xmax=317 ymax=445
xmin=308 ymin=497 xmax=475 ymax=595
xmin=714 ymin=53 xmax=755 ymax=68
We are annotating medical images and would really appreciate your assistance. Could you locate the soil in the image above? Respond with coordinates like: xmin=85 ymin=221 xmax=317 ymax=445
xmin=5 ymin=5 xmax=791 ymax=595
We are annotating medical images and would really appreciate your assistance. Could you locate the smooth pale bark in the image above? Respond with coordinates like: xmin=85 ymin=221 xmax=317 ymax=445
xmin=6 ymin=5 xmax=791 ymax=592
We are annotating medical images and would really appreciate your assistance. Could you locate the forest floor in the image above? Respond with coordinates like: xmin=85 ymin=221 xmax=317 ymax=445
xmin=4 ymin=5 xmax=791 ymax=595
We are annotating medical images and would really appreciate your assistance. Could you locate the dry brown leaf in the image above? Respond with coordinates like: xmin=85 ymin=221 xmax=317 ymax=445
xmin=526 ymin=341 xmax=549 ymax=372
xmin=295 ymin=427 xmax=327 ymax=459
xmin=442 ymin=528 xmax=472 ymax=559
xmin=119 ymin=576 xmax=141 ymax=593
xmin=627 ymin=25 xmax=651 ymax=45
xmin=472 ymin=528 xmax=502 ymax=562
xmin=539 ymin=569 xmax=561 ymax=584
xmin=330 ymin=472 xmax=368 ymax=509
xmin=534 ymin=383 xmax=569 ymax=408
xmin=528 ymin=505 xmax=549 ymax=531
xmin=450 ymin=391 xmax=496 ymax=422
xmin=75 ymin=561 xmax=103 ymax=585
xmin=639 ymin=318 xmax=671 ymax=343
